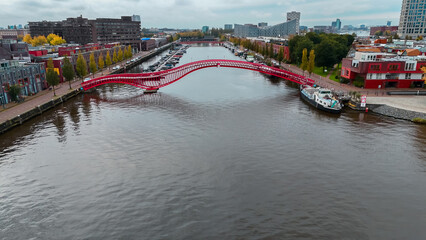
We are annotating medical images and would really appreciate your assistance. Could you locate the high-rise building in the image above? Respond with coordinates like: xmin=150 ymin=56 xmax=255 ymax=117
xmin=234 ymin=20 xmax=297 ymax=38
xmin=287 ymin=11 xmax=300 ymax=34
xmin=387 ymin=21 xmax=392 ymax=26
xmin=336 ymin=19 xmax=341 ymax=30
xmin=201 ymin=26 xmax=209 ymax=33
xmin=258 ymin=22 xmax=268 ymax=28
xmin=398 ymin=0 xmax=426 ymax=38
xmin=224 ymin=24 xmax=233 ymax=30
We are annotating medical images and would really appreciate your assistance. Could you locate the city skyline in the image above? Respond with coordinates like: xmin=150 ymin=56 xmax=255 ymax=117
xmin=1 ymin=0 xmax=401 ymax=29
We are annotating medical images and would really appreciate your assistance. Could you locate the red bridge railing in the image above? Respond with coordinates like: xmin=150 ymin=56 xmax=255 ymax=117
xmin=81 ymin=59 xmax=315 ymax=91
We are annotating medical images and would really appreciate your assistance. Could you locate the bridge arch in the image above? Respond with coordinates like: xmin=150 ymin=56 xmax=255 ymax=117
xmin=81 ymin=59 xmax=315 ymax=91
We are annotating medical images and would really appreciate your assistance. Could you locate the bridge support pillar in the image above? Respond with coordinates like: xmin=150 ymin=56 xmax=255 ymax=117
xmin=144 ymin=89 xmax=159 ymax=94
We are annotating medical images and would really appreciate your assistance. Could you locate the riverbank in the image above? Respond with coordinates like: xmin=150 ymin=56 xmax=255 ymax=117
xmin=366 ymin=96 xmax=426 ymax=122
xmin=0 ymin=43 xmax=173 ymax=134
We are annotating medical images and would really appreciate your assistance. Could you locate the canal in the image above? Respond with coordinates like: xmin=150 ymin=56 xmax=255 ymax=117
xmin=1 ymin=46 xmax=425 ymax=239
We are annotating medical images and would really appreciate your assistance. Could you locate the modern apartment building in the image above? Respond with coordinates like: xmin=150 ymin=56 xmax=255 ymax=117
xmin=29 ymin=15 xmax=142 ymax=50
xmin=287 ymin=11 xmax=301 ymax=34
xmin=90 ymin=16 xmax=141 ymax=50
xmin=398 ymin=0 xmax=426 ymax=38
xmin=341 ymin=51 xmax=426 ymax=88
xmin=0 ymin=60 xmax=46 ymax=104
xmin=224 ymin=24 xmax=233 ymax=30
xmin=234 ymin=20 xmax=297 ymax=38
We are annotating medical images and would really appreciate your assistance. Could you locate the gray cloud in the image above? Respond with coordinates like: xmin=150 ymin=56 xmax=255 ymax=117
xmin=0 ymin=0 xmax=402 ymax=28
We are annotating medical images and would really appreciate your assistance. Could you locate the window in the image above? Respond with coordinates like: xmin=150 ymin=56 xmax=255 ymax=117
xmin=405 ymin=73 xmax=412 ymax=79
xmin=388 ymin=64 xmax=399 ymax=71
xmin=370 ymin=64 xmax=381 ymax=71
xmin=405 ymin=62 xmax=416 ymax=70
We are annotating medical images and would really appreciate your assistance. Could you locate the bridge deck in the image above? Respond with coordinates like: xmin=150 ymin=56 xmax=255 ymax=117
xmin=81 ymin=59 xmax=315 ymax=91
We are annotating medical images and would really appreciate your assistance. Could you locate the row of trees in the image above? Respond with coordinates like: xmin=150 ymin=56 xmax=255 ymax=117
xmin=229 ymin=37 xmax=288 ymax=64
xmin=46 ymin=46 xmax=133 ymax=96
xmin=289 ymin=32 xmax=355 ymax=71
xmin=23 ymin=33 xmax=66 ymax=47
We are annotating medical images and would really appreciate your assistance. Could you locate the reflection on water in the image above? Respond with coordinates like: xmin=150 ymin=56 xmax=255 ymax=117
xmin=0 ymin=46 xmax=425 ymax=239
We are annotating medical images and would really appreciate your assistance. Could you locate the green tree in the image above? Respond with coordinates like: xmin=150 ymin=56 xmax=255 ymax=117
xmin=76 ymin=53 xmax=88 ymax=80
xmin=62 ymin=56 xmax=75 ymax=89
xmin=105 ymin=51 xmax=112 ymax=69
xmin=300 ymin=48 xmax=308 ymax=72
xmin=294 ymin=38 xmax=314 ymax=64
xmin=46 ymin=58 xmax=60 ymax=96
xmin=118 ymin=47 xmax=123 ymax=62
xmin=98 ymin=53 xmax=105 ymax=70
xmin=112 ymin=48 xmax=118 ymax=63
xmin=89 ymin=52 xmax=97 ymax=77
xmin=8 ymin=84 xmax=21 ymax=102
xmin=305 ymin=32 xmax=322 ymax=44
xmin=307 ymin=49 xmax=315 ymax=75
xmin=315 ymin=39 xmax=336 ymax=71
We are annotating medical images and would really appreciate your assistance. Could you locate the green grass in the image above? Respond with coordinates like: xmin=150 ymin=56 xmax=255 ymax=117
xmin=312 ymin=66 xmax=331 ymax=77
xmin=329 ymin=67 xmax=342 ymax=82
xmin=412 ymin=118 xmax=426 ymax=124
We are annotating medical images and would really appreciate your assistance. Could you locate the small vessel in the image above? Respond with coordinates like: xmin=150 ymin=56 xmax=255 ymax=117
xmin=300 ymin=85 xmax=342 ymax=114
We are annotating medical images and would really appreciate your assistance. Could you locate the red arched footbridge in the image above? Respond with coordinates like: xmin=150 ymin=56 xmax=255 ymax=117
xmin=81 ymin=59 xmax=315 ymax=91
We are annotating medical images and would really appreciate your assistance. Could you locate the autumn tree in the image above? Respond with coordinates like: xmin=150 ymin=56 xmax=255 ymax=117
xmin=62 ymin=56 xmax=75 ymax=89
xmin=31 ymin=35 xmax=48 ymax=47
xmin=277 ymin=47 xmax=284 ymax=64
xmin=23 ymin=34 xmax=32 ymax=44
xmin=76 ymin=53 xmax=88 ymax=80
xmin=47 ymin=33 xmax=56 ymax=43
xmin=105 ymin=51 xmax=112 ymax=69
xmin=307 ymin=49 xmax=315 ymax=76
xmin=118 ymin=47 xmax=123 ymax=62
xmin=89 ymin=52 xmax=97 ymax=77
xmin=50 ymin=36 xmax=66 ymax=45
xmin=127 ymin=45 xmax=133 ymax=59
xmin=112 ymin=48 xmax=118 ymax=63
xmin=46 ymin=58 xmax=60 ymax=96
xmin=300 ymin=48 xmax=308 ymax=73
xmin=98 ymin=53 xmax=105 ymax=70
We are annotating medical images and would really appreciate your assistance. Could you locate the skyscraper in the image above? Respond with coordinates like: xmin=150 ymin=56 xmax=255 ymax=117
xmin=398 ymin=0 xmax=426 ymax=38
xmin=287 ymin=11 xmax=300 ymax=34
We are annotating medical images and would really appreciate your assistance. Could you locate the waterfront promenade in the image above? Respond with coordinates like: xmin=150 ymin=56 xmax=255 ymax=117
xmin=0 ymin=49 xmax=155 ymax=125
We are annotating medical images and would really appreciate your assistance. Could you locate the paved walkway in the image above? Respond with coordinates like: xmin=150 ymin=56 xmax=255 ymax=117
xmin=0 ymin=50 xmax=154 ymax=124
xmin=367 ymin=96 xmax=426 ymax=114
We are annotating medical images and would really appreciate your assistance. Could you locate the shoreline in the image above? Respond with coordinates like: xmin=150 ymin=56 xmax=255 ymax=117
xmin=0 ymin=44 xmax=173 ymax=134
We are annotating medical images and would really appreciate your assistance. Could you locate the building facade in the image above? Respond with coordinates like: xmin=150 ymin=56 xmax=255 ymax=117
xmin=258 ymin=22 xmax=268 ymax=28
xmin=224 ymin=24 xmax=233 ymax=30
xmin=29 ymin=16 xmax=142 ymax=50
xmin=0 ymin=60 xmax=46 ymax=104
xmin=287 ymin=11 xmax=301 ymax=34
xmin=0 ymin=39 xmax=30 ymax=61
xmin=201 ymin=26 xmax=209 ymax=33
xmin=0 ymin=29 xmax=29 ymax=40
xmin=398 ymin=0 xmax=426 ymax=38
xmin=341 ymin=51 xmax=426 ymax=89
xmin=370 ymin=26 xmax=399 ymax=36
xmin=91 ymin=16 xmax=141 ymax=50
xmin=234 ymin=20 xmax=297 ymax=38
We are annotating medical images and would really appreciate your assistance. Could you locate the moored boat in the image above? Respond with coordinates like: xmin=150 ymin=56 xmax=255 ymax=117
xmin=300 ymin=85 xmax=343 ymax=114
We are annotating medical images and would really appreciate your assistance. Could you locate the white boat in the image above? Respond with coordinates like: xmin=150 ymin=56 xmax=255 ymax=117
xmin=300 ymin=85 xmax=342 ymax=114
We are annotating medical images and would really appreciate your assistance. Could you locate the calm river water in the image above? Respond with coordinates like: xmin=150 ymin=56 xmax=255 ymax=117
xmin=1 ymin=46 xmax=425 ymax=239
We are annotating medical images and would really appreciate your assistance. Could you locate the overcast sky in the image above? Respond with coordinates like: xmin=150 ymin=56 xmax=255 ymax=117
xmin=1 ymin=0 xmax=402 ymax=29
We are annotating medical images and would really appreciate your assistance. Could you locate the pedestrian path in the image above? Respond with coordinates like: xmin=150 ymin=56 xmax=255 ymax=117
xmin=0 ymin=50 xmax=152 ymax=124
